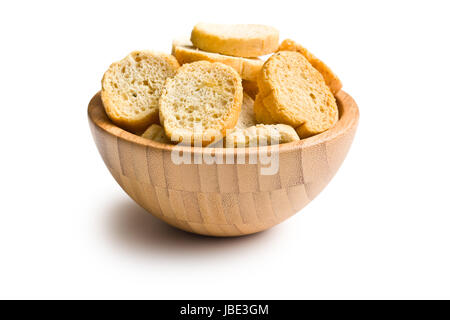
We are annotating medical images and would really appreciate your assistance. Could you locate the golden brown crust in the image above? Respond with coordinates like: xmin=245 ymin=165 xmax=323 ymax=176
xmin=172 ymin=39 xmax=263 ymax=81
xmin=100 ymin=91 xmax=161 ymax=133
xmin=191 ymin=23 xmax=279 ymax=58
xmin=278 ymin=39 xmax=342 ymax=94
xmin=257 ymin=51 xmax=338 ymax=138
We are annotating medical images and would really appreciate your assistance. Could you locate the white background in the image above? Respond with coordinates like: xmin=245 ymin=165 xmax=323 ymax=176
xmin=1 ymin=0 xmax=449 ymax=299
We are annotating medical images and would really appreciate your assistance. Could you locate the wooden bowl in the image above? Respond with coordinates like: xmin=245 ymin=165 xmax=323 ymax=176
xmin=88 ymin=90 xmax=359 ymax=237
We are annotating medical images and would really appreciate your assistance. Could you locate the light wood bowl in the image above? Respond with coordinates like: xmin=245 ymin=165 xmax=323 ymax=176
xmin=88 ymin=90 xmax=359 ymax=237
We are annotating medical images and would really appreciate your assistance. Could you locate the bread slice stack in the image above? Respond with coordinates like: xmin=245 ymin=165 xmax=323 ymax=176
xmin=172 ymin=39 xmax=263 ymax=82
xmin=173 ymin=23 xmax=279 ymax=84
xmin=100 ymin=23 xmax=343 ymax=147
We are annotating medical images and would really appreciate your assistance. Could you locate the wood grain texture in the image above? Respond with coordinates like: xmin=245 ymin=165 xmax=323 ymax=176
xmin=88 ymin=90 xmax=359 ymax=237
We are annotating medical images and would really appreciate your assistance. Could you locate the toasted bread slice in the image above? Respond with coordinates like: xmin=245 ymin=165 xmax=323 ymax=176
xmin=191 ymin=23 xmax=279 ymax=58
xmin=226 ymin=124 xmax=299 ymax=148
xmin=101 ymin=51 xmax=179 ymax=133
xmin=159 ymin=61 xmax=243 ymax=146
xmin=278 ymin=39 xmax=342 ymax=94
xmin=235 ymin=93 xmax=257 ymax=129
xmin=172 ymin=39 xmax=263 ymax=81
xmin=141 ymin=124 xmax=171 ymax=144
xmin=257 ymin=51 xmax=338 ymax=138
xmin=242 ymin=80 xmax=259 ymax=99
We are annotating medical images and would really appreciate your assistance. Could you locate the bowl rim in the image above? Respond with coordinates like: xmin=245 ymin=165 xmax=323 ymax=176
xmin=88 ymin=90 xmax=359 ymax=156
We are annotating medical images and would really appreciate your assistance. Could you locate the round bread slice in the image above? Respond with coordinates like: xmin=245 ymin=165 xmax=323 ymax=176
xmin=101 ymin=51 xmax=179 ymax=133
xmin=235 ymin=93 xmax=257 ymax=129
xmin=159 ymin=61 xmax=243 ymax=146
xmin=191 ymin=23 xmax=279 ymax=58
xmin=141 ymin=124 xmax=171 ymax=144
xmin=226 ymin=124 xmax=300 ymax=148
xmin=278 ymin=39 xmax=342 ymax=94
xmin=172 ymin=39 xmax=263 ymax=81
xmin=258 ymin=51 xmax=339 ymax=138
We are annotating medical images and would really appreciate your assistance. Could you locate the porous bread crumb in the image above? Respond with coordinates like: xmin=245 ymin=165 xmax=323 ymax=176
xmin=101 ymin=51 xmax=179 ymax=132
xmin=159 ymin=61 xmax=243 ymax=146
